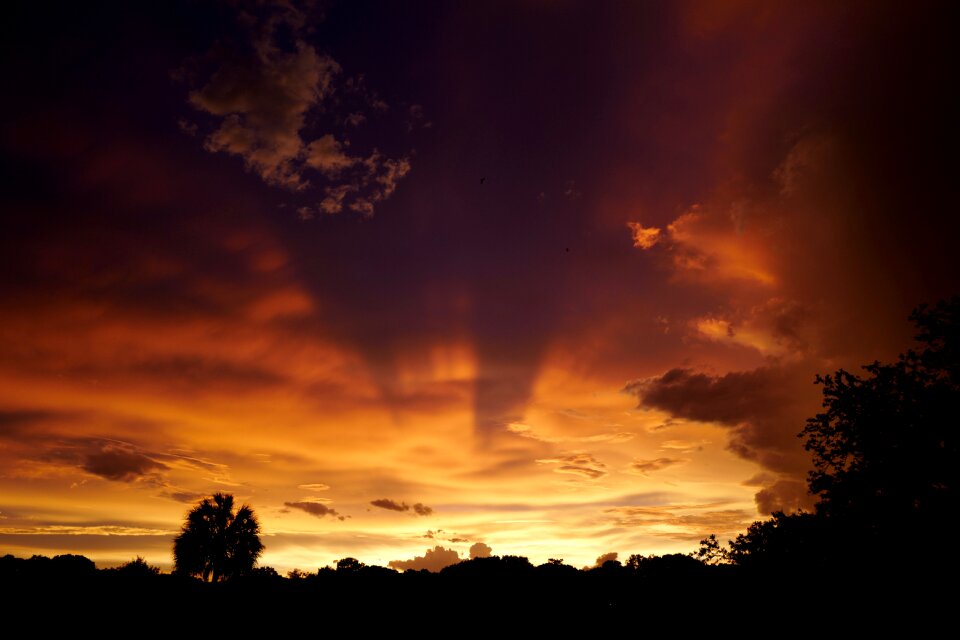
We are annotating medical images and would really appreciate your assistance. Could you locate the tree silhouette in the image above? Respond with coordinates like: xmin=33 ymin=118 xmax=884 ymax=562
xmin=691 ymin=534 xmax=729 ymax=566
xmin=726 ymin=511 xmax=829 ymax=571
xmin=336 ymin=557 xmax=365 ymax=573
xmin=699 ymin=297 xmax=960 ymax=572
xmin=115 ymin=556 xmax=160 ymax=577
xmin=173 ymin=493 xmax=264 ymax=581
xmin=800 ymin=296 xmax=958 ymax=551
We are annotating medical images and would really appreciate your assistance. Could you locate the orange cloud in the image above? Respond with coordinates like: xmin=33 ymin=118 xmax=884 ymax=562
xmin=663 ymin=207 xmax=777 ymax=286
xmin=536 ymin=453 xmax=608 ymax=480
xmin=388 ymin=546 xmax=461 ymax=572
xmin=626 ymin=222 xmax=662 ymax=249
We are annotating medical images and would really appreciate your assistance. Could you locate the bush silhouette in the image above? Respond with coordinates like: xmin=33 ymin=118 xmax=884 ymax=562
xmin=115 ymin=556 xmax=160 ymax=578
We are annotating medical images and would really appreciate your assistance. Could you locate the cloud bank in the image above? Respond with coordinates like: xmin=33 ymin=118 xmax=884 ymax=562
xmin=388 ymin=546 xmax=461 ymax=572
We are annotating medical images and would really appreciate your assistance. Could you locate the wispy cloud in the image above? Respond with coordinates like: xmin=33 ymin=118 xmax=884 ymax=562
xmin=370 ymin=499 xmax=434 ymax=516
xmin=284 ymin=501 xmax=344 ymax=521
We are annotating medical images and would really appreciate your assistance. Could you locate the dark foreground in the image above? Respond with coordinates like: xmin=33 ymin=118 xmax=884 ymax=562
xmin=2 ymin=553 xmax=952 ymax=634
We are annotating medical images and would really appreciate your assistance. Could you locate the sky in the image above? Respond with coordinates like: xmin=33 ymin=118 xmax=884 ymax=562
xmin=1 ymin=0 xmax=956 ymax=573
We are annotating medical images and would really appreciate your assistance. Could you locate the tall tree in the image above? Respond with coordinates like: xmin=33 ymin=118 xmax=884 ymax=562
xmin=800 ymin=296 xmax=959 ymax=550
xmin=173 ymin=493 xmax=264 ymax=581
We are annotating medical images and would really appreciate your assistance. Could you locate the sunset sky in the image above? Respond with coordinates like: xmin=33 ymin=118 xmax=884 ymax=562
xmin=1 ymin=1 xmax=956 ymax=573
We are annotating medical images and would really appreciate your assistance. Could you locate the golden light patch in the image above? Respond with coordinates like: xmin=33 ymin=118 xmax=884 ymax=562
xmin=666 ymin=208 xmax=777 ymax=286
xmin=693 ymin=316 xmax=787 ymax=356
xmin=626 ymin=221 xmax=662 ymax=249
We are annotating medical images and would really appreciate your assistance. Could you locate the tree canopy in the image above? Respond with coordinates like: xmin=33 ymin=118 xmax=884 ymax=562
xmin=800 ymin=296 xmax=958 ymax=549
xmin=173 ymin=493 xmax=264 ymax=582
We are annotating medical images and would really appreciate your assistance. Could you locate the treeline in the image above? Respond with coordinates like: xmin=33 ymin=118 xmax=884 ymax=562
xmin=0 ymin=549 xmax=950 ymax=630
xmin=0 ymin=550 xmax=725 ymax=630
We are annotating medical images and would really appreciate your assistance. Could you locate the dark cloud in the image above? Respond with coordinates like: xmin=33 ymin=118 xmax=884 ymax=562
xmin=82 ymin=445 xmax=167 ymax=482
xmin=188 ymin=8 xmax=342 ymax=190
xmin=625 ymin=368 xmax=793 ymax=427
xmin=625 ymin=365 xmax=820 ymax=511
xmin=370 ymin=498 xmax=407 ymax=512
xmin=469 ymin=542 xmax=492 ymax=559
xmin=284 ymin=501 xmax=342 ymax=519
xmin=370 ymin=499 xmax=433 ymax=516
xmin=388 ymin=546 xmax=460 ymax=573
xmin=185 ymin=1 xmax=413 ymax=216
xmin=412 ymin=503 xmax=433 ymax=516
xmin=29 ymin=435 xmax=226 ymax=487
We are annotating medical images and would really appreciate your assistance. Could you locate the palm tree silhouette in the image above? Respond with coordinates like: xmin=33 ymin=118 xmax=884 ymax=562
xmin=173 ymin=493 xmax=264 ymax=581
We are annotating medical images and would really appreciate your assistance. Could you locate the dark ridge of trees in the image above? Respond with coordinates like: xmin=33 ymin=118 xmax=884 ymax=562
xmin=2 ymin=549 xmax=947 ymax=631
xmin=111 ymin=555 xmax=161 ymax=579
